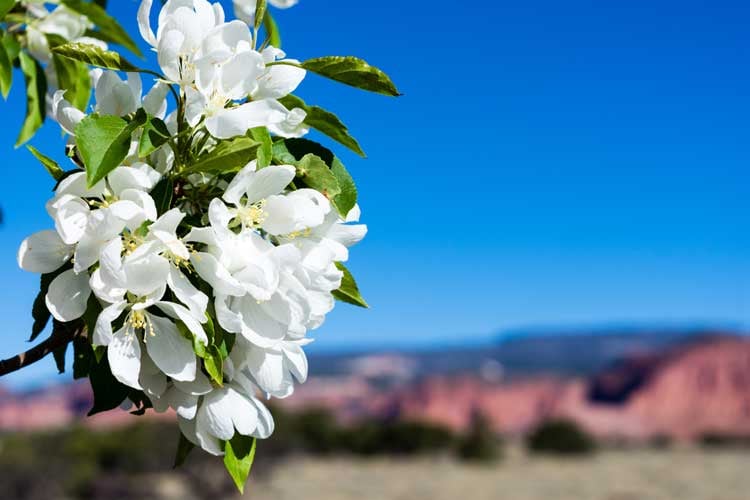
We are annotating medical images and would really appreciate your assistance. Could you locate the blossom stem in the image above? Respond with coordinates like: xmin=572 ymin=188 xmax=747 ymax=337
xmin=0 ymin=327 xmax=83 ymax=377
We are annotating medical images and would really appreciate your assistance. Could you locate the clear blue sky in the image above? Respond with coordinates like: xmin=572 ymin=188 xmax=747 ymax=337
xmin=1 ymin=0 xmax=748 ymax=386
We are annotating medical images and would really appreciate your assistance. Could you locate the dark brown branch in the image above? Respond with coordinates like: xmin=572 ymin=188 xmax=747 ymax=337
xmin=0 ymin=327 xmax=82 ymax=377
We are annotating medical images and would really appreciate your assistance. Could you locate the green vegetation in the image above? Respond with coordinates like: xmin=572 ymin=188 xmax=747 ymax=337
xmin=456 ymin=413 xmax=502 ymax=463
xmin=263 ymin=406 xmax=463 ymax=457
xmin=699 ymin=432 xmax=750 ymax=449
xmin=526 ymin=419 xmax=597 ymax=455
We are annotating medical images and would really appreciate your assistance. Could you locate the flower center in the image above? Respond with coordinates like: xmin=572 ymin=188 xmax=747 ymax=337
xmin=236 ymin=200 xmax=267 ymax=228
xmin=127 ymin=309 xmax=156 ymax=340
xmin=122 ymin=230 xmax=145 ymax=255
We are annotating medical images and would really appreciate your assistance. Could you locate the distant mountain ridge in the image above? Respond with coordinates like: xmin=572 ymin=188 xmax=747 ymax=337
xmin=311 ymin=327 xmax=741 ymax=380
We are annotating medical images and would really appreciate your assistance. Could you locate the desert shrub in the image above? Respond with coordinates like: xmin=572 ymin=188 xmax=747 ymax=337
xmin=456 ymin=413 xmax=502 ymax=463
xmin=700 ymin=432 xmax=750 ymax=449
xmin=343 ymin=420 xmax=456 ymax=456
xmin=648 ymin=434 xmax=673 ymax=449
xmin=292 ymin=408 xmax=345 ymax=454
xmin=526 ymin=419 xmax=597 ymax=455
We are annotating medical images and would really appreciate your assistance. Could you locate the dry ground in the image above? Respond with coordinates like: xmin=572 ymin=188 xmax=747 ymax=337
xmin=248 ymin=449 xmax=748 ymax=500
xmin=153 ymin=447 xmax=750 ymax=500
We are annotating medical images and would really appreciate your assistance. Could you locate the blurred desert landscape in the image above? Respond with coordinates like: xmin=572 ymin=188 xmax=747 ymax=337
xmin=2 ymin=328 xmax=750 ymax=499
xmin=245 ymin=449 xmax=749 ymax=500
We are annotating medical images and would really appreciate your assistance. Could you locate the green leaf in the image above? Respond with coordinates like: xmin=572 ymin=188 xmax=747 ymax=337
xmin=183 ymin=137 xmax=260 ymax=174
xmin=50 ymin=320 xmax=79 ymax=374
xmin=301 ymin=56 xmax=401 ymax=97
xmin=138 ymin=117 xmax=171 ymax=157
xmin=30 ymin=290 xmax=50 ymax=342
xmin=53 ymin=42 xmax=139 ymax=72
xmin=16 ymin=52 xmax=47 ymax=147
xmin=263 ymin=11 xmax=281 ymax=49
xmin=0 ymin=0 xmax=14 ymax=20
xmin=27 ymin=145 xmax=65 ymax=181
xmin=61 ymin=0 xmax=142 ymax=56
xmin=82 ymin=294 xmax=103 ymax=337
xmin=2 ymin=31 xmax=19 ymax=62
xmin=223 ymin=435 xmax=257 ymax=494
xmin=278 ymin=95 xmax=365 ymax=157
xmin=273 ymin=138 xmax=357 ymax=216
xmin=52 ymin=54 xmax=91 ymax=111
xmin=150 ymin=177 xmax=174 ymax=217
xmin=204 ymin=345 xmax=224 ymax=386
xmin=254 ymin=0 xmax=267 ymax=34
xmin=75 ymin=110 xmax=148 ymax=188
xmin=30 ymin=266 xmax=69 ymax=342
xmin=330 ymin=157 xmax=357 ymax=217
xmin=52 ymin=342 xmax=68 ymax=374
xmin=0 ymin=33 xmax=11 ymax=99
xmin=47 ymin=32 xmax=91 ymax=111
xmin=72 ymin=336 xmax=94 ymax=380
xmin=278 ymin=137 xmax=335 ymax=163
xmin=88 ymin=354 xmax=130 ymax=416
xmin=128 ymin=390 xmax=153 ymax=415
xmin=332 ymin=262 xmax=369 ymax=308
xmin=203 ymin=312 xmax=217 ymax=345
xmin=295 ymin=153 xmax=341 ymax=200
xmin=271 ymin=139 xmax=298 ymax=165
xmin=249 ymin=127 xmax=272 ymax=168
xmin=174 ymin=432 xmax=195 ymax=468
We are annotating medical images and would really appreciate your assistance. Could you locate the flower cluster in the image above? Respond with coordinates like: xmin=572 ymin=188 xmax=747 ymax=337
xmin=8 ymin=0 xmax=397 ymax=489
xmin=19 ymin=0 xmax=368 ymax=457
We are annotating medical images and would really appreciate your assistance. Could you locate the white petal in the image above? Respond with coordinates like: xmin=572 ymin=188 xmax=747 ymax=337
xmin=214 ymin=294 xmax=244 ymax=334
xmin=261 ymin=195 xmax=298 ymax=235
xmin=174 ymin=370 xmax=213 ymax=396
xmin=245 ymin=164 xmax=295 ymax=204
xmin=156 ymin=301 xmax=208 ymax=345
xmin=90 ymin=269 xmax=127 ymax=304
xmin=167 ymin=267 xmax=208 ymax=318
xmin=244 ymin=347 xmax=289 ymax=396
xmin=18 ymin=230 xmax=73 ymax=273
xmin=98 ymin=236 xmax=126 ymax=287
xmin=123 ymin=253 xmax=170 ymax=297
xmin=227 ymin=387 xmax=258 ymax=436
xmin=220 ymin=50 xmax=264 ymax=99
xmin=238 ymin=298 xmax=287 ymax=348
xmin=93 ymin=301 xmax=127 ymax=346
xmin=46 ymin=269 xmax=91 ymax=322
xmin=108 ymin=326 xmax=143 ymax=390
xmin=167 ymin=389 xmax=199 ymax=419
xmin=74 ymin=210 xmax=126 ymax=273
xmin=150 ymin=207 xmax=185 ymax=235
xmin=253 ymin=60 xmax=306 ymax=100
xmin=206 ymin=99 xmax=288 ymax=139
xmin=140 ymin=355 xmax=168 ymax=398
xmin=284 ymin=343 xmax=308 ymax=383
xmin=184 ymin=226 xmax=217 ymax=247
xmin=197 ymin=388 xmax=235 ymax=441
xmin=146 ymin=314 xmax=197 ymax=382
xmin=118 ymin=190 xmax=158 ymax=227
xmin=143 ymin=81 xmax=169 ymax=118
xmin=157 ymin=30 xmax=186 ymax=83
xmin=179 ymin=415 xmax=223 ymax=456
xmin=208 ymin=197 xmax=234 ymax=231
xmin=249 ymin=397 xmax=275 ymax=439
xmin=267 ymin=106 xmax=309 ymax=138
xmin=191 ymin=252 xmax=246 ymax=296
xmin=51 ymin=90 xmax=84 ymax=135
xmin=223 ymin=161 xmax=258 ymax=206
xmin=137 ymin=0 xmax=157 ymax=46
xmin=49 ymin=195 xmax=90 ymax=245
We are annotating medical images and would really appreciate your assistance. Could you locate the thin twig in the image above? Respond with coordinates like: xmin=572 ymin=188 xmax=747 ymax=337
xmin=0 ymin=327 xmax=82 ymax=377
